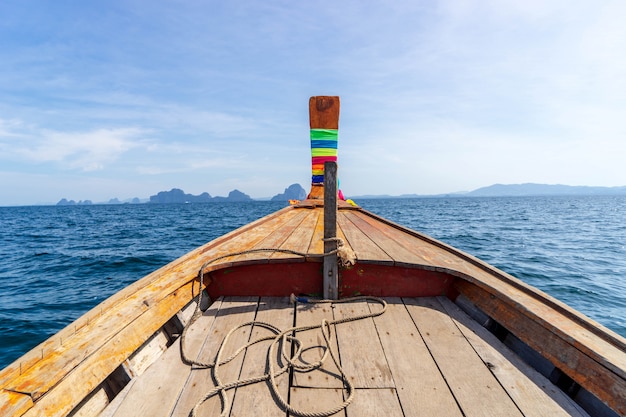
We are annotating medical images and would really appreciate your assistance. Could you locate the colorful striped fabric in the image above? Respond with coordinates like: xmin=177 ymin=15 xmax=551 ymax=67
xmin=310 ymin=128 xmax=338 ymax=184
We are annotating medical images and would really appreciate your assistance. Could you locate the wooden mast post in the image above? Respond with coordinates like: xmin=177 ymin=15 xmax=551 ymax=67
xmin=323 ymin=161 xmax=338 ymax=299
xmin=308 ymin=96 xmax=340 ymax=299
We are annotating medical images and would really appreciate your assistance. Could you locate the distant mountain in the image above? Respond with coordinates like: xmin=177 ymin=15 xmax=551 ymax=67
xmin=56 ymin=198 xmax=93 ymax=206
xmin=466 ymin=183 xmax=626 ymax=197
xmin=271 ymin=184 xmax=307 ymax=201
xmin=149 ymin=188 xmax=252 ymax=203
xmin=149 ymin=188 xmax=212 ymax=203
xmin=211 ymin=190 xmax=253 ymax=202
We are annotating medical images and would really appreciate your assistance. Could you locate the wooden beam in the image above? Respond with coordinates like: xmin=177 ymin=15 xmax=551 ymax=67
xmin=323 ymin=161 xmax=338 ymax=299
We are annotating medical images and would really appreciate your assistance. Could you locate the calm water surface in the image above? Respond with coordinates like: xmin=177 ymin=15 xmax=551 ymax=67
xmin=1 ymin=196 xmax=625 ymax=368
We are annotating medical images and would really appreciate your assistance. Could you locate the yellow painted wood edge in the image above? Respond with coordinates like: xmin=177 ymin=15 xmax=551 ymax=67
xmin=22 ymin=280 xmax=195 ymax=417
xmin=0 ymin=390 xmax=34 ymax=417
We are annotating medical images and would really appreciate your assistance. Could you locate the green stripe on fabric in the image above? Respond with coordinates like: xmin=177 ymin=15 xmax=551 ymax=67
xmin=310 ymin=129 xmax=338 ymax=141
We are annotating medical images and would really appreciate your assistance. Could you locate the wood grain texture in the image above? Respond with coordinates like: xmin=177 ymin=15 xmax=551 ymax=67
xmin=405 ymin=297 xmax=524 ymax=417
xmin=323 ymin=161 xmax=338 ymax=299
xmin=333 ymin=300 xmax=394 ymax=388
xmin=456 ymin=280 xmax=626 ymax=416
xmin=20 ymin=281 xmax=196 ymax=417
xmin=374 ymin=298 xmax=462 ymax=416
xmin=309 ymin=96 xmax=339 ymax=130
xmin=337 ymin=212 xmax=393 ymax=264
xmin=438 ymin=296 xmax=590 ymax=417
xmin=170 ymin=297 xmax=258 ymax=417
xmin=292 ymin=302 xmax=343 ymax=389
xmin=107 ymin=299 xmax=223 ymax=417
xmin=229 ymin=297 xmax=294 ymax=417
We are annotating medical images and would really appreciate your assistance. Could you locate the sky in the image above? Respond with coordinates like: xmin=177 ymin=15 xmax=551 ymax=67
xmin=1 ymin=1 xmax=625 ymax=205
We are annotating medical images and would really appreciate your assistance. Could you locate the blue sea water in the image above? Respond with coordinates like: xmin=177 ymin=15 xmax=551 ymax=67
xmin=1 ymin=196 xmax=625 ymax=369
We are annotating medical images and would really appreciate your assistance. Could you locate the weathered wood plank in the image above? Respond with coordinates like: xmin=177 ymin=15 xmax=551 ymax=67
xmin=333 ymin=300 xmax=394 ymax=388
xmin=308 ymin=207 xmax=326 ymax=256
xmin=270 ymin=209 xmax=320 ymax=260
xmin=341 ymin=211 xmax=422 ymax=265
xmin=170 ymin=296 xmax=259 ymax=417
xmin=373 ymin=298 xmax=462 ymax=416
xmin=7 ymin=277 xmax=181 ymax=396
xmin=438 ymin=296 xmax=590 ymax=417
xmin=1 ymin=276 xmax=173 ymax=394
xmin=20 ymin=281 xmax=197 ymax=417
xmin=337 ymin=212 xmax=393 ymax=264
xmin=229 ymin=297 xmax=294 ymax=417
xmin=67 ymin=386 xmax=109 ymax=417
xmin=222 ymin=208 xmax=308 ymax=264
xmin=289 ymin=387 xmax=346 ymax=417
xmin=107 ymin=299 xmax=223 ymax=417
xmin=405 ymin=297 xmax=523 ymax=417
xmin=126 ymin=328 xmax=170 ymax=377
xmin=347 ymin=388 xmax=403 ymax=417
xmin=354 ymin=210 xmax=459 ymax=268
xmin=0 ymin=390 xmax=33 ymax=417
xmin=201 ymin=208 xmax=309 ymax=267
xmin=455 ymin=280 xmax=626 ymax=416
xmin=292 ymin=301 xmax=343 ymax=388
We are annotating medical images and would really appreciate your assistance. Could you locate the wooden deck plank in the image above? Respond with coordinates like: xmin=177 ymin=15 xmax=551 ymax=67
xmin=107 ymin=299 xmax=223 ymax=417
xmin=60 ymin=294 xmax=616 ymax=417
xmin=307 ymin=208 xmax=326 ymax=255
xmin=355 ymin=211 xmax=459 ymax=268
xmin=229 ymin=297 xmax=294 ymax=417
xmin=438 ymin=296 xmax=590 ymax=417
xmin=270 ymin=209 xmax=320 ymax=260
xmin=227 ymin=209 xmax=310 ymax=264
xmin=346 ymin=388 xmax=403 ymax=417
xmin=373 ymin=297 xmax=463 ymax=416
xmin=405 ymin=297 xmax=524 ymax=417
xmin=203 ymin=208 xmax=305 ymax=265
xmin=292 ymin=301 xmax=343 ymax=388
xmin=305 ymin=207 xmax=350 ymax=258
xmin=341 ymin=211 xmax=423 ymax=265
xmin=333 ymin=300 xmax=394 ymax=388
xmin=337 ymin=212 xmax=393 ymax=264
xmin=170 ymin=296 xmax=259 ymax=417
xmin=289 ymin=387 xmax=346 ymax=417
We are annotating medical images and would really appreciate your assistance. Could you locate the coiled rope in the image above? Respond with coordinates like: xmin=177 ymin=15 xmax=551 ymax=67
xmin=180 ymin=243 xmax=383 ymax=417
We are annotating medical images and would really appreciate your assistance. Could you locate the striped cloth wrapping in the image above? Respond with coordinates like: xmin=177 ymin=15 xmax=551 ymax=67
xmin=310 ymin=128 xmax=338 ymax=184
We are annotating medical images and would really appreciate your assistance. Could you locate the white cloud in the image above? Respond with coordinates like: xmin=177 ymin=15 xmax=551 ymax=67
xmin=0 ymin=123 xmax=148 ymax=171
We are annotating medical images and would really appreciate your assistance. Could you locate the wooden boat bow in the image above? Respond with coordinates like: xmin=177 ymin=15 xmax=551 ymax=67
xmin=1 ymin=96 xmax=625 ymax=417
